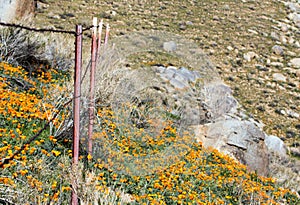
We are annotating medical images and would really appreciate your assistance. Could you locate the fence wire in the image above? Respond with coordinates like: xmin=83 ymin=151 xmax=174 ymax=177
xmin=0 ymin=21 xmax=103 ymax=36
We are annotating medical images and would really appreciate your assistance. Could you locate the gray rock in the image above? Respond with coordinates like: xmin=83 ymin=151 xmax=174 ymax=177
xmin=163 ymin=41 xmax=177 ymax=52
xmin=271 ymin=45 xmax=284 ymax=56
xmin=194 ymin=119 xmax=269 ymax=176
xmin=280 ymin=35 xmax=287 ymax=44
xmin=213 ymin=15 xmax=220 ymax=21
xmin=290 ymin=58 xmax=300 ymax=68
xmin=173 ymin=72 xmax=189 ymax=85
xmin=160 ymin=67 xmax=176 ymax=80
xmin=166 ymin=66 xmax=177 ymax=73
xmin=202 ymin=83 xmax=238 ymax=118
xmin=288 ymin=12 xmax=300 ymax=27
xmin=287 ymin=110 xmax=300 ymax=118
xmin=270 ymin=62 xmax=284 ymax=68
xmin=270 ymin=32 xmax=280 ymax=41
xmin=243 ymin=51 xmax=257 ymax=62
xmin=179 ymin=24 xmax=187 ymax=30
xmin=290 ymin=147 xmax=300 ymax=158
xmin=248 ymin=29 xmax=258 ymax=35
xmin=280 ymin=23 xmax=289 ymax=32
xmin=256 ymin=64 xmax=269 ymax=71
xmin=272 ymin=73 xmax=287 ymax=82
xmin=178 ymin=67 xmax=196 ymax=82
xmin=193 ymin=70 xmax=201 ymax=79
xmin=280 ymin=109 xmax=287 ymax=116
xmin=227 ymin=46 xmax=234 ymax=51
xmin=52 ymin=15 xmax=61 ymax=19
xmin=223 ymin=4 xmax=230 ymax=10
xmin=157 ymin=66 xmax=201 ymax=87
xmin=155 ymin=66 xmax=166 ymax=74
xmin=286 ymin=51 xmax=297 ymax=56
xmin=36 ymin=1 xmax=48 ymax=10
xmin=288 ymin=36 xmax=295 ymax=45
xmin=169 ymin=78 xmax=188 ymax=89
xmin=265 ymin=135 xmax=287 ymax=157
xmin=286 ymin=3 xmax=300 ymax=12
xmin=186 ymin=21 xmax=193 ymax=26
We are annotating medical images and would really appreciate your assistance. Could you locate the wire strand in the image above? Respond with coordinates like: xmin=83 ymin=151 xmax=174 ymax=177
xmin=0 ymin=22 xmax=106 ymax=35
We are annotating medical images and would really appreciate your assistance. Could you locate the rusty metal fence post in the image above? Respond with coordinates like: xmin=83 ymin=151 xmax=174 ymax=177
xmin=71 ymin=25 xmax=82 ymax=205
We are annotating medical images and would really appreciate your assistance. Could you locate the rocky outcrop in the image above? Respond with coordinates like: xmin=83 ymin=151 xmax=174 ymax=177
xmin=193 ymin=119 xmax=269 ymax=175
xmin=108 ymin=30 xmax=280 ymax=176
xmin=0 ymin=0 xmax=35 ymax=22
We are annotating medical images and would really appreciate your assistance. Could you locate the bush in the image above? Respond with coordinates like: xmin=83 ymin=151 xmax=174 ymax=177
xmin=0 ymin=27 xmax=73 ymax=75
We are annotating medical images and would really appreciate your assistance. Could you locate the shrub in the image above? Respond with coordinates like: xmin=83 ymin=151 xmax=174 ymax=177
xmin=0 ymin=27 xmax=73 ymax=75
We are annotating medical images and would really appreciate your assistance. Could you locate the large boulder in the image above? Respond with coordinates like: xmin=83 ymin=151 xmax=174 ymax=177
xmin=0 ymin=0 xmax=35 ymax=22
xmin=193 ymin=118 xmax=269 ymax=176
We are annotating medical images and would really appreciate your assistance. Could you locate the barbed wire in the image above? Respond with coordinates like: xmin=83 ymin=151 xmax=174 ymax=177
xmin=0 ymin=21 xmax=99 ymax=35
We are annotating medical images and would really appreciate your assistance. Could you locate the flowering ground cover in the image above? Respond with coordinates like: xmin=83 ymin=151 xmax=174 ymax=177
xmin=0 ymin=62 xmax=299 ymax=204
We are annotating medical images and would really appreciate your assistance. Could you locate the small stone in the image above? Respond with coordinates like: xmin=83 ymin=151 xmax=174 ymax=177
xmin=223 ymin=5 xmax=230 ymax=10
xmin=213 ymin=15 xmax=220 ymax=21
xmin=52 ymin=15 xmax=61 ymax=19
xmin=272 ymin=73 xmax=286 ymax=82
xmin=286 ymin=51 xmax=296 ymax=56
xmin=290 ymin=147 xmax=300 ymax=158
xmin=288 ymin=37 xmax=295 ymax=45
xmin=110 ymin=10 xmax=117 ymax=16
xmin=163 ymin=41 xmax=177 ymax=52
xmin=186 ymin=21 xmax=193 ymax=26
xmin=65 ymin=13 xmax=75 ymax=18
xmin=292 ymin=13 xmax=300 ymax=25
xmin=179 ymin=24 xmax=187 ymax=30
xmin=36 ymin=1 xmax=49 ymax=10
xmin=286 ymin=2 xmax=300 ymax=12
xmin=280 ymin=109 xmax=286 ymax=115
xmin=271 ymin=45 xmax=284 ymax=55
xmin=290 ymin=58 xmax=300 ymax=68
xmin=286 ymin=130 xmax=296 ymax=138
xmin=248 ymin=29 xmax=258 ymax=35
xmin=209 ymin=49 xmax=215 ymax=55
xmin=270 ymin=32 xmax=280 ymax=41
xmin=255 ymin=64 xmax=269 ymax=71
xmin=287 ymin=110 xmax=300 ymax=118
xmin=243 ymin=51 xmax=257 ymax=62
xmin=228 ymin=76 xmax=234 ymax=81
xmin=270 ymin=62 xmax=284 ymax=68
xmin=227 ymin=46 xmax=234 ymax=51
xmin=280 ymin=23 xmax=289 ymax=32
xmin=210 ymin=41 xmax=218 ymax=47
xmin=280 ymin=35 xmax=287 ymax=44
